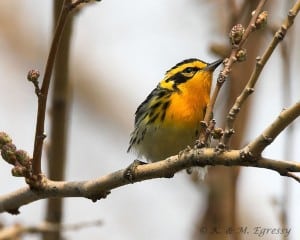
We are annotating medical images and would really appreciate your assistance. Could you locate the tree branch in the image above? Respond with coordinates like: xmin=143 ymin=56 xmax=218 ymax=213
xmin=1 ymin=147 xmax=300 ymax=214
xmin=1 ymin=91 xmax=300 ymax=214
xmin=32 ymin=0 xmax=71 ymax=176
xmin=43 ymin=1 xmax=73 ymax=240
xmin=31 ymin=0 xmax=96 ymax=177
xmin=222 ymin=0 xmax=300 ymax=147
xmin=1 ymin=0 xmax=299 ymax=219
xmin=199 ymin=0 xmax=268 ymax=145
xmin=246 ymin=101 xmax=300 ymax=156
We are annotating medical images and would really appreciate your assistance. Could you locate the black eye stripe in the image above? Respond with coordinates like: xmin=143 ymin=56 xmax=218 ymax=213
xmin=167 ymin=72 xmax=190 ymax=85
xmin=168 ymin=66 xmax=200 ymax=85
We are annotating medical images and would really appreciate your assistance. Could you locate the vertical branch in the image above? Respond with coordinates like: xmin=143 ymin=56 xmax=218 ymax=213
xmin=32 ymin=0 xmax=72 ymax=176
xmin=280 ymin=42 xmax=291 ymax=240
xmin=279 ymin=1 xmax=295 ymax=235
xmin=43 ymin=1 xmax=73 ymax=240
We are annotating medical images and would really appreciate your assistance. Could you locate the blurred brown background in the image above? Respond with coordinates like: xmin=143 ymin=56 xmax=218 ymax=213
xmin=0 ymin=1 xmax=299 ymax=240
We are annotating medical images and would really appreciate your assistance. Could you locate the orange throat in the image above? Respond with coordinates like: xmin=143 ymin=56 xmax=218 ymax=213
xmin=163 ymin=71 xmax=212 ymax=127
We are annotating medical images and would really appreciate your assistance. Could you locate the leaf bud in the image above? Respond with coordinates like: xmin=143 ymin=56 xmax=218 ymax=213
xmin=15 ymin=150 xmax=31 ymax=167
xmin=11 ymin=166 xmax=27 ymax=177
xmin=27 ymin=69 xmax=40 ymax=82
xmin=236 ymin=48 xmax=247 ymax=62
xmin=255 ymin=11 xmax=268 ymax=29
xmin=1 ymin=143 xmax=17 ymax=165
xmin=0 ymin=132 xmax=12 ymax=148
xmin=229 ymin=24 xmax=245 ymax=45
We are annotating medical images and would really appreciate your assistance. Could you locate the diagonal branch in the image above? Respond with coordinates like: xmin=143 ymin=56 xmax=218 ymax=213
xmin=1 ymin=148 xmax=300 ymax=214
xmin=245 ymin=101 xmax=300 ymax=156
xmin=199 ymin=0 xmax=268 ymax=145
xmin=222 ymin=0 xmax=300 ymax=147
xmin=2 ymin=96 xmax=299 ymax=214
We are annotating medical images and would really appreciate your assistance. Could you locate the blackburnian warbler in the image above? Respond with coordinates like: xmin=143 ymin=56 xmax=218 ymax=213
xmin=128 ymin=58 xmax=223 ymax=163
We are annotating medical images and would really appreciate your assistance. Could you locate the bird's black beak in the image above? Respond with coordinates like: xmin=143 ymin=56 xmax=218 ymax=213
xmin=204 ymin=59 xmax=223 ymax=71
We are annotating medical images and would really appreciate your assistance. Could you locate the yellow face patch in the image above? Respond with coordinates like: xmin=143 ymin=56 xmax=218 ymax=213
xmin=160 ymin=59 xmax=208 ymax=91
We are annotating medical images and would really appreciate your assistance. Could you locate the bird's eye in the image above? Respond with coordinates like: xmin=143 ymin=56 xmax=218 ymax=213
xmin=183 ymin=67 xmax=194 ymax=73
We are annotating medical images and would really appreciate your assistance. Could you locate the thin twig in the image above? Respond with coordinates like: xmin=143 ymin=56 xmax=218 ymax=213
xmin=43 ymin=1 xmax=73 ymax=240
xmin=32 ymin=0 xmax=71 ymax=176
xmin=283 ymin=172 xmax=300 ymax=183
xmin=199 ymin=0 xmax=268 ymax=145
xmin=222 ymin=0 xmax=300 ymax=147
xmin=31 ymin=0 xmax=95 ymax=176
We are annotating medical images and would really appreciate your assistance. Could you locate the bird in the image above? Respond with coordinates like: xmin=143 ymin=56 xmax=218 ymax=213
xmin=128 ymin=58 xmax=223 ymax=163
